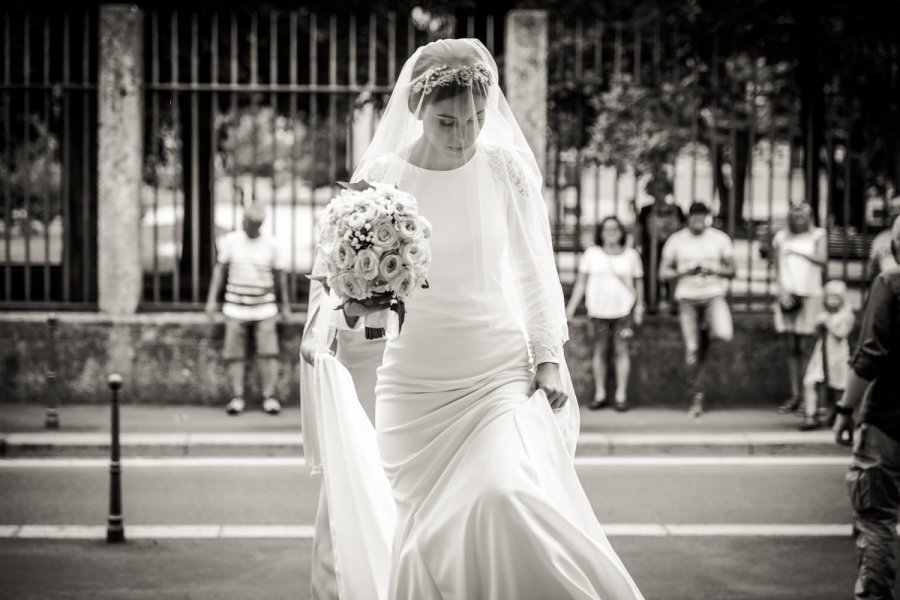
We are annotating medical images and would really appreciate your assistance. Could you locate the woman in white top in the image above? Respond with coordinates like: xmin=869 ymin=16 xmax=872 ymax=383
xmin=566 ymin=217 xmax=645 ymax=411
xmin=772 ymin=202 xmax=827 ymax=414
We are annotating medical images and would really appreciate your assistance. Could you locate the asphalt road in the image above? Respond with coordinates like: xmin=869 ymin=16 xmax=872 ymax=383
xmin=0 ymin=457 xmax=891 ymax=599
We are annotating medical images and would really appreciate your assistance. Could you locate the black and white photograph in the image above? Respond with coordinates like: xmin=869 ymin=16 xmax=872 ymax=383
xmin=1 ymin=1 xmax=899 ymax=598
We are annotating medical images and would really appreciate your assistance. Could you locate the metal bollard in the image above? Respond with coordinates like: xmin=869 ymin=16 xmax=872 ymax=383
xmin=106 ymin=374 xmax=125 ymax=543
xmin=44 ymin=316 xmax=60 ymax=429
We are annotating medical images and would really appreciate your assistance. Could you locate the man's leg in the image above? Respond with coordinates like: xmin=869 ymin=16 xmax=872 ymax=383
xmin=223 ymin=318 xmax=247 ymax=414
xmin=678 ymin=301 xmax=703 ymax=414
xmin=226 ymin=361 xmax=245 ymax=398
xmin=707 ymin=296 xmax=734 ymax=343
xmin=848 ymin=425 xmax=900 ymax=599
xmin=255 ymin=317 xmax=281 ymax=402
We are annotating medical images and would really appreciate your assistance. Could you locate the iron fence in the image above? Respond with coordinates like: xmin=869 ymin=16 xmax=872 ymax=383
xmin=547 ymin=13 xmax=899 ymax=312
xmin=140 ymin=10 xmax=501 ymax=309
xmin=0 ymin=11 xmax=98 ymax=309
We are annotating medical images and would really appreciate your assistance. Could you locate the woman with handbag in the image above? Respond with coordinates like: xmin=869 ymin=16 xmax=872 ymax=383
xmin=566 ymin=216 xmax=645 ymax=411
xmin=772 ymin=202 xmax=828 ymax=414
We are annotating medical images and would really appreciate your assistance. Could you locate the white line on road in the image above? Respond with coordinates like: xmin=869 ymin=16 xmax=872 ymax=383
xmin=4 ymin=431 xmax=836 ymax=446
xmin=0 ymin=456 xmax=850 ymax=469
xmin=0 ymin=523 xmax=861 ymax=540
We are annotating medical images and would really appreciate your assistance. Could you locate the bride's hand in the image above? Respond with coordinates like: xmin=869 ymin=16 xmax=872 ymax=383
xmin=533 ymin=362 xmax=568 ymax=410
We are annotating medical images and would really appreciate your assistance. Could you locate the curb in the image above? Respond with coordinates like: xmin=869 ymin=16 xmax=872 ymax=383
xmin=0 ymin=431 xmax=850 ymax=458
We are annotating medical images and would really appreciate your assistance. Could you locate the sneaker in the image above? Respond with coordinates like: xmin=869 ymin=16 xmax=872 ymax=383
xmin=262 ymin=397 xmax=282 ymax=415
xmin=688 ymin=393 xmax=704 ymax=418
xmin=226 ymin=397 xmax=245 ymax=416
xmin=799 ymin=415 xmax=822 ymax=431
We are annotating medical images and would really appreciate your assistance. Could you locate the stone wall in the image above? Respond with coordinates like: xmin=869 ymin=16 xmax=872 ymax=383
xmin=1 ymin=313 xmax=797 ymax=408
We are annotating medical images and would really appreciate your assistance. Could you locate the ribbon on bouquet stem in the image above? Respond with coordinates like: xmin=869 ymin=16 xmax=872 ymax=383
xmin=364 ymin=300 xmax=406 ymax=340
xmin=339 ymin=294 xmax=407 ymax=340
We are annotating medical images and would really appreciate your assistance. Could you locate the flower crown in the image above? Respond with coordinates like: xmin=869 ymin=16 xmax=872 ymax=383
xmin=411 ymin=63 xmax=494 ymax=96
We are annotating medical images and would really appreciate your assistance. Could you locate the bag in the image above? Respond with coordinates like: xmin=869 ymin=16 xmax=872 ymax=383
xmin=779 ymin=293 xmax=804 ymax=314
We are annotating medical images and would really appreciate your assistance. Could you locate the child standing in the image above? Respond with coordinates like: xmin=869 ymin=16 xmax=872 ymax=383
xmin=206 ymin=203 xmax=291 ymax=416
xmin=799 ymin=279 xmax=855 ymax=431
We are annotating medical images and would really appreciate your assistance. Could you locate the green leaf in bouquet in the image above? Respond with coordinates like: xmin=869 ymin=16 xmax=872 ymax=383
xmin=337 ymin=179 xmax=375 ymax=192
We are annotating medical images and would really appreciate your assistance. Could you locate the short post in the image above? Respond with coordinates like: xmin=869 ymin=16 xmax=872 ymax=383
xmin=106 ymin=373 xmax=125 ymax=543
xmin=44 ymin=316 xmax=60 ymax=429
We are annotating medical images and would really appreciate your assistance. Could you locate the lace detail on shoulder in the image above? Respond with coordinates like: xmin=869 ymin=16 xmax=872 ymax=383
xmin=483 ymin=144 xmax=530 ymax=206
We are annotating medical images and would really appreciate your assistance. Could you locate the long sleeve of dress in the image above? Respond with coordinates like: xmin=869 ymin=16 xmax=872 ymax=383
xmin=491 ymin=147 xmax=566 ymax=365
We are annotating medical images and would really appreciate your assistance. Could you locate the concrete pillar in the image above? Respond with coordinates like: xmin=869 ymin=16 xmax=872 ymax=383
xmin=505 ymin=10 xmax=549 ymax=178
xmin=98 ymin=5 xmax=143 ymax=314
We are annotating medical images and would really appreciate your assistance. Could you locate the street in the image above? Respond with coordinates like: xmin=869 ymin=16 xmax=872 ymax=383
xmin=0 ymin=456 xmax=886 ymax=599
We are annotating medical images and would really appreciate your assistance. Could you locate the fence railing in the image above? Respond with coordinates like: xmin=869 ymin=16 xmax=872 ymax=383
xmin=0 ymin=11 xmax=98 ymax=309
xmin=546 ymin=14 xmax=898 ymax=312
xmin=139 ymin=10 xmax=501 ymax=309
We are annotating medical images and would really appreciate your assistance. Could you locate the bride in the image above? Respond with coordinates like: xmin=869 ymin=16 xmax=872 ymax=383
xmin=302 ymin=38 xmax=643 ymax=600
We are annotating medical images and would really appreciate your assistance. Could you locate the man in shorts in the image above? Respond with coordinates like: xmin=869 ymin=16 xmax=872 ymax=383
xmin=206 ymin=203 xmax=291 ymax=415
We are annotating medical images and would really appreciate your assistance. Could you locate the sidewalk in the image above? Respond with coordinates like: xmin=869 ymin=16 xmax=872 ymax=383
xmin=0 ymin=403 xmax=849 ymax=457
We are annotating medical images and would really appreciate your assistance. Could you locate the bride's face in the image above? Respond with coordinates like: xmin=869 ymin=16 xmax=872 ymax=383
xmin=420 ymin=93 xmax=486 ymax=162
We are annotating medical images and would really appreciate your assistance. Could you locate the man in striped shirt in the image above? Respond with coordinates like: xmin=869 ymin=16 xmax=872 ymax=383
xmin=206 ymin=204 xmax=291 ymax=415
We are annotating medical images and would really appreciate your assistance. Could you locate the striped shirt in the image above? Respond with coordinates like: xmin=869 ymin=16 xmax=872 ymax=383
xmin=218 ymin=230 xmax=287 ymax=321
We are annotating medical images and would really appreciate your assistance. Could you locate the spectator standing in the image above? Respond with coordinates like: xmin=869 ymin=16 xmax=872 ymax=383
xmin=637 ymin=170 xmax=685 ymax=313
xmin=660 ymin=202 xmax=736 ymax=418
xmin=566 ymin=216 xmax=645 ymax=411
xmin=772 ymin=202 xmax=828 ymax=415
xmin=205 ymin=204 xmax=291 ymax=416
xmin=799 ymin=279 xmax=855 ymax=431
xmin=866 ymin=195 xmax=900 ymax=283
xmin=833 ymin=215 xmax=900 ymax=600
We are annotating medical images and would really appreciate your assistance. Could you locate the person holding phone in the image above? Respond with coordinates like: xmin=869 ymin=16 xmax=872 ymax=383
xmin=660 ymin=202 xmax=736 ymax=418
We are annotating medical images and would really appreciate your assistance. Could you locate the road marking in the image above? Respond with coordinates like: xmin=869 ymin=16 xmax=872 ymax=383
xmin=572 ymin=456 xmax=849 ymax=467
xmin=5 ymin=431 xmax=836 ymax=447
xmin=0 ymin=523 xmax=860 ymax=540
xmin=0 ymin=456 xmax=850 ymax=469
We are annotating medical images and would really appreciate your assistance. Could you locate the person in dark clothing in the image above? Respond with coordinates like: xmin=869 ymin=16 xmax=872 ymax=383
xmin=637 ymin=171 xmax=685 ymax=313
xmin=834 ymin=215 xmax=900 ymax=600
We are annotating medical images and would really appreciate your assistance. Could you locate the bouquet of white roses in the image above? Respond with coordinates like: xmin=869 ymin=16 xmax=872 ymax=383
xmin=312 ymin=180 xmax=432 ymax=339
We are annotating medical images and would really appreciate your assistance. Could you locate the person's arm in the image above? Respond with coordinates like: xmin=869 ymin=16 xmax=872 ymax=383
xmin=205 ymin=263 xmax=226 ymax=320
xmin=631 ymin=249 xmax=645 ymax=325
xmin=712 ymin=236 xmax=737 ymax=279
xmin=500 ymin=148 xmax=567 ymax=409
xmin=785 ymin=228 xmax=828 ymax=268
xmin=834 ymin=276 xmax=894 ymax=444
xmin=565 ymin=271 xmax=588 ymax=320
xmin=827 ymin=310 xmax=855 ymax=339
xmin=633 ymin=276 xmax=646 ymax=325
xmin=274 ymin=269 xmax=292 ymax=320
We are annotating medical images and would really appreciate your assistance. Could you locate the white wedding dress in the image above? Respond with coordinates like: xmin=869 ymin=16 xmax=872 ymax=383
xmin=306 ymin=146 xmax=644 ymax=600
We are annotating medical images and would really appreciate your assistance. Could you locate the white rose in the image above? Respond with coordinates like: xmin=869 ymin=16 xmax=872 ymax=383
xmin=401 ymin=240 xmax=431 ymax=267
xmin=353 ymin=248 xmax=381 ymax=281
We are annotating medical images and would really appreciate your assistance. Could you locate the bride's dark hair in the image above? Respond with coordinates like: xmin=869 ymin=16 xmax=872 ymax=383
xmin=407 ymin=39 xmax=491 ymax=113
